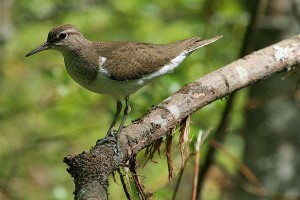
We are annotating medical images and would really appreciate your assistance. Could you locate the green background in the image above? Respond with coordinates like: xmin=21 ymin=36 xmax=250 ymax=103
xmin=1 ymin=0 xmax=263 ymax=199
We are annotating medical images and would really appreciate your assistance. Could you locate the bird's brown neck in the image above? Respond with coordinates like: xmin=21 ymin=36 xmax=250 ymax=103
xmin=62 ymin=47 xmax=99 ymax=86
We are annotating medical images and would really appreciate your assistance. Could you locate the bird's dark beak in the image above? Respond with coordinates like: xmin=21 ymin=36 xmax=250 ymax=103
xmin=25 ymin=42 xmax=51 ymax=57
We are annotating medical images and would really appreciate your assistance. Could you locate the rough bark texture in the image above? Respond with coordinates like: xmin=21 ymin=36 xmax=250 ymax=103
xmin=63 ymin=35 xmax=300 ymax=200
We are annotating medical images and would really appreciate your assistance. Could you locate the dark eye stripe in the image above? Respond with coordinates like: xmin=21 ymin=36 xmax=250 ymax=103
xmin=50 ymin=37 xmax=60 ymax=43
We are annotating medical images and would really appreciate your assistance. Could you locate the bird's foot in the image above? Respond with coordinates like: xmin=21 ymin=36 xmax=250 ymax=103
xmin=96 ymin=135 xmax=120 ymax=154
xmin=96 ymin=135 xmax=117 ymax=145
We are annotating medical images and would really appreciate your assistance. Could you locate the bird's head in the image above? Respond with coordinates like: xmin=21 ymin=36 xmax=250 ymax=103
xmin=26 ymin=24 xmax=85 ymax=57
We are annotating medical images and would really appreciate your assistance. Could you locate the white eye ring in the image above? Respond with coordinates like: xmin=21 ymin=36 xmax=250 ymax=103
xmin=59 ymin=32 xmax=68 ymax=39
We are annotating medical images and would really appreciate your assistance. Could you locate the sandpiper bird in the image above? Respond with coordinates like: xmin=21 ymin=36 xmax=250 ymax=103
xmin=26 ymin=24 xmax=221 ymax=141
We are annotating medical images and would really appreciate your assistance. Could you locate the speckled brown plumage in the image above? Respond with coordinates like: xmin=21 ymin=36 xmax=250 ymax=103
xmin=92 ymin=37 xmax=208 ymax=81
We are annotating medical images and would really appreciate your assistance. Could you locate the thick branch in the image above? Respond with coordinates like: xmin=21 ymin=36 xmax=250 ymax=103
xmin=64 ymin=35 xmax=300 ymax=200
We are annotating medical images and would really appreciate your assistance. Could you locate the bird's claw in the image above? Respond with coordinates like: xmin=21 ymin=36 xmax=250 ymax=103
xmin=96 ymin=135 xmax=120 ymax=155
xmin=96 ymin=136 xmax=117 ymax=145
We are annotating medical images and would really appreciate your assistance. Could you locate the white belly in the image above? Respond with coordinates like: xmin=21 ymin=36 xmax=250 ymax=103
xmin=87 ymin=73 xmax=146 ymax=99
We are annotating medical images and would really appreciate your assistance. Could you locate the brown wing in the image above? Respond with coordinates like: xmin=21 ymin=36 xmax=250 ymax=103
xmin=93 ymin=37 xmax=221 ymax=81
xmin=94 ymin=41 xmax=175 ymax=81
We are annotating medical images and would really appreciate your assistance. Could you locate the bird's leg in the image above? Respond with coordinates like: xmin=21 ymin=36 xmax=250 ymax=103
xmin=96 ymin=100 xmax=122 ymax=146
xmin=116 ymin=96 xmax=131 ymax=137
xmin=97 ymin=96 xmax=130 ymax=150
xmin=106 ymin=100 xmax=122 ymax=137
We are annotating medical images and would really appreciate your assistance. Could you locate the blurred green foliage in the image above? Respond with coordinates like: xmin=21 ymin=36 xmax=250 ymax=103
xmin=1 ymin=0 xmax=247 ymax=199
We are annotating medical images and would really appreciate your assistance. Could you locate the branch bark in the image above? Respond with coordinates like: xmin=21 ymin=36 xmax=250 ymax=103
xmin=63 ymin=35 xmax=300 ymax=200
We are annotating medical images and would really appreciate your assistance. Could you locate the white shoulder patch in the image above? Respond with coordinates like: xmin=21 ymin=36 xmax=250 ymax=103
xmin=99 ymin=56 xmax=107 ymax=65
xmin=98 ymin=56 xmax=110 ymax=76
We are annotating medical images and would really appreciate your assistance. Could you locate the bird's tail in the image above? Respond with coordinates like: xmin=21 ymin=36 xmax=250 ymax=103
xmin=185 ymin=35 xmax=223 ymax=53
xmin=165 ymin=35 xmax=222 ymax=56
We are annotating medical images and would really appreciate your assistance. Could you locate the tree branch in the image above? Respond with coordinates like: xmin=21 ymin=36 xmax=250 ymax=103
xmin=63 ymin=35 xmax=300 ymax=200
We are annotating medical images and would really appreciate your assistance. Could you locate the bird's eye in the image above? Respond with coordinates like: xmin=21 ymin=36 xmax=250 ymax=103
xmin=59 ymin=32 xmax=67 ymax=39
